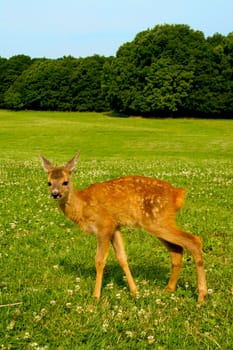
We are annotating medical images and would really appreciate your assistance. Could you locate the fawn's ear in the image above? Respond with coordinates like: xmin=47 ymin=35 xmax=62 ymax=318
xmin=39 ymin=154 xmax=54 ymax=172
xmin=65 ymin=151 xmax=80 ymax=172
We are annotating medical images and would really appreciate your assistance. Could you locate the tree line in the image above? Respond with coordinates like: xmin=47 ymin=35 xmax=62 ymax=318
xmin=1 ymin=24 xmax=233 ymax=118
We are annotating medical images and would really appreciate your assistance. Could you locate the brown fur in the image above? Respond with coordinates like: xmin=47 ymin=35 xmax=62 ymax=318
xmin=40 ymin=152 xmax=207 ymax=302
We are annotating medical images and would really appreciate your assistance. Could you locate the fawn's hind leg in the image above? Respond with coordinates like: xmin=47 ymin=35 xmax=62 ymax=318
xmin=111 ymin=230 xmax=138 ymax=296
xmin=159 ymin=239 xmax=183 ymax=293
xmin=148 ymin=224 xmax=207 ymax=302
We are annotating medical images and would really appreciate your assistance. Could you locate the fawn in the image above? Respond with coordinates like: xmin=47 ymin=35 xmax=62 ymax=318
xmin=40 ymin=152 xmax=207 ymax=302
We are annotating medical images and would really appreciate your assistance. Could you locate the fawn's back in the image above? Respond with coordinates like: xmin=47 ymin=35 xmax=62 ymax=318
xmin=75 ymin=176 xmax=186 ymax=232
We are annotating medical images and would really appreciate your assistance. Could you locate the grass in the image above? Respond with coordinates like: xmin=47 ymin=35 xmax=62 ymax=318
xmin=0 ymin=110 xmax=232 ymax=349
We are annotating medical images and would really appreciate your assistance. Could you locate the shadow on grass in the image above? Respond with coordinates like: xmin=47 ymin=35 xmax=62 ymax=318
xmin=60 ymin=257 xmax=169 ymax=289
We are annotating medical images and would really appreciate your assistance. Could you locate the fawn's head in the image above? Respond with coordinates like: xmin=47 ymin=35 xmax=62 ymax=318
xmin=40 ymin=152 xmax=80 ymax=201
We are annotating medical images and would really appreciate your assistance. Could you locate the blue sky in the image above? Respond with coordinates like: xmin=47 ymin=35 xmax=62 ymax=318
xmin=1 ymin=0 xmax=232 ymax=58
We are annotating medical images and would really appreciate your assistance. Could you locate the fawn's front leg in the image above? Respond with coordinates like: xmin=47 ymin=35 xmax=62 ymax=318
xmin=111 ymin=230 xmax=138 ymax=296
xmin=93 ymin=235 xmax=111 ymax=299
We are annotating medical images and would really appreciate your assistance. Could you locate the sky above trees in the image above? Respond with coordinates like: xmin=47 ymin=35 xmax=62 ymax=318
xmin=0 ymin=0 xmax=233 ymax=58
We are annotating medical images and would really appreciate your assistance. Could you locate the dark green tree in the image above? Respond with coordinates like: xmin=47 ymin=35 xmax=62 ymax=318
xmin=0 ymin=55 xmax=32 ymax=107
xmin=2 ymin=25 xmax=233 ymax=117
xmin=4 ymin=55 xmax=110 ymax=111
xmin=104 ymin=24 xmax=233 ymax=117
xmin=185 ymin=32 xmax=233 ymax=117
xmin=4 ymin=58 xmax=72 ymax=110
xmin=70 ymin=55 xmax=111 ymax=111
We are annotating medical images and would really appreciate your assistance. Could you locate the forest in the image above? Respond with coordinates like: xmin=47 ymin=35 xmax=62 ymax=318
xmin=1 ymin=24 xmax=233 ymax=118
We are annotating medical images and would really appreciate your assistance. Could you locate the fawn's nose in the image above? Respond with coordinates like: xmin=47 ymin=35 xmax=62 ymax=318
xmin=51 ymin=189 xmax=60 ymax=199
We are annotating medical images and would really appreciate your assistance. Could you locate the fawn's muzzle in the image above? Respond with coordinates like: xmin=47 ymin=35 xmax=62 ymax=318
xmin=51 ymin=190 xmax=61 ymax=200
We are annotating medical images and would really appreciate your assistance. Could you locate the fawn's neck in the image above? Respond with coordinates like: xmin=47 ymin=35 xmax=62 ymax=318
xmin=59 ymin=188 xmax=82 ymax=225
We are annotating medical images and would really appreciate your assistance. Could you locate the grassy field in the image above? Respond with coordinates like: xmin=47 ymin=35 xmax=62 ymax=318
xmin=0 ymin=110 xmax=232 ymax=349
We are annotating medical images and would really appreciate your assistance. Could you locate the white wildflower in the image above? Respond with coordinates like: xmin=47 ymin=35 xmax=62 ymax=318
xmin=10 ymin=222 xmax=16 ymax=229
xmin=138 ymin=308 xmax=145 ymax=317
xmin=33 ymin=314 xmax=42 ymax=323
xmin=7 ymin=320 xmax=15 ymax=330
xmin=23 ymin=332 xmax=30 ymax=339
xmin=40 ymin=308 xmax=47 ymax=316
xmin=102 ymin=321 xmax=109 ymax=332
xmin=67 ymin=289 xmax=73 ymax=296
xmin=143 ymin=289 xmax=150 ymax=297
xmin=125 ymin=331 xmax=133 ymax=338
xmin=76 ymin=306 xmax=83 ymax=313
xmin=148 ymin=335 xmax=155 ymax=344
xmin=106 ymin=282 xmax=114 ymax=290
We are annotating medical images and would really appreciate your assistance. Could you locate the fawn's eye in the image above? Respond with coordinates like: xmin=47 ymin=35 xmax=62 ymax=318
xmin=62 ymin=181 xmax=69 ymax=186
xmin=48 ymin=181 xmax=52 ymax=186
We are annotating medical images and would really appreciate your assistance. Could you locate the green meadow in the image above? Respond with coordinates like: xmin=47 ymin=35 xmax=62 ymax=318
xmin=0 ymin=110 xmax=232 ymax=349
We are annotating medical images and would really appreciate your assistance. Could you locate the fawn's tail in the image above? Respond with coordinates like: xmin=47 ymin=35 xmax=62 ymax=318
xmin=173 ymin=188 xmax=186 ymax=211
